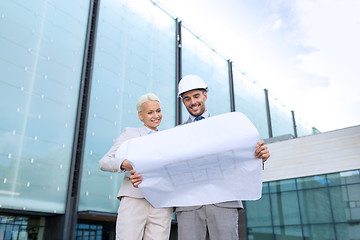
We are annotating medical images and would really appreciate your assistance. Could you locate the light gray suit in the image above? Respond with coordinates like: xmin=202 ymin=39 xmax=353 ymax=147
xmin=99 ymin=126 xmax=148 ymax=199
xmin=99 ymin=126 xmax=172 ymax=240
xmin=175 ymin=116 xmax=242 ymax=240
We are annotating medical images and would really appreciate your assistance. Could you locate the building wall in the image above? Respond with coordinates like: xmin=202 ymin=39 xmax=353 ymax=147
xmin=1 ymin=0 xmax=316 ymax=239
xmin=245 ymin=126 xmax=360 ymax=240
xmin=264 ymin=125 xmax=360 ymax=182
xmin=79 ymin=0 xmax=176 ymax=213
xmin=0 ymin=0 xmax=89 ymax=214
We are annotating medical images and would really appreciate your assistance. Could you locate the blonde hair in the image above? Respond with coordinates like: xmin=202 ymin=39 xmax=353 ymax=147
xmin=136 ymin=93 xmax=161 ymax=112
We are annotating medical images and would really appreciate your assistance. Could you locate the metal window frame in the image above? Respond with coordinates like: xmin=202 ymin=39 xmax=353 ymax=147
xmin=175 ymin=19 xmax=182 ymax=126
xmin=63 ymin=0 xmax=100 ymax=239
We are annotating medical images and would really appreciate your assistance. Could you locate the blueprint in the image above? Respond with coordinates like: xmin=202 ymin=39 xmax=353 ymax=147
xmin=116 ymin=112 xmax=263 ymax=208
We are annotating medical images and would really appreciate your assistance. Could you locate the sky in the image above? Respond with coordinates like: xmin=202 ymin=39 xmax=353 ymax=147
xmin=154 ymin=0 xmax=360 ymax=133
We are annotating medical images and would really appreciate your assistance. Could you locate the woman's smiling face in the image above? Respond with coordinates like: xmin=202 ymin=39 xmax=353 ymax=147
xmin=138 ymin=100 xmax=162 ymax=131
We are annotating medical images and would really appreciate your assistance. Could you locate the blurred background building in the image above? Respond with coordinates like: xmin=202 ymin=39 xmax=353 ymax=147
xmin=0 ymin=0 xmax=358 ymax=239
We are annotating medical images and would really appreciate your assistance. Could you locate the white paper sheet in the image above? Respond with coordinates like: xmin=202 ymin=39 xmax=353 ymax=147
xmin=115 ymin=112 xmax=263 ymax=208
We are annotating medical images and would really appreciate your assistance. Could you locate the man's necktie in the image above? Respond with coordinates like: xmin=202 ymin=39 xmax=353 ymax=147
xmin=194 ymin=116 xmax=204 ymax=121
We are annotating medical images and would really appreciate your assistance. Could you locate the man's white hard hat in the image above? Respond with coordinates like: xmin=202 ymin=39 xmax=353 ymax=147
xmin=178 ymin=75 xmax=208 ymax=97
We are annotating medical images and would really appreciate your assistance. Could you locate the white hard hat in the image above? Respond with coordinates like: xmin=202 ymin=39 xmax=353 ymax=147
xmin=178 ymin=75 xmax=208 ymax=97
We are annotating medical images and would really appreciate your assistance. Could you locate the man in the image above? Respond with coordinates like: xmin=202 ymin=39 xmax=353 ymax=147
xmin=131 ymin=75 xmax=270 ymax=240
xmin=176 ymin=74 xmax=270 ymax=240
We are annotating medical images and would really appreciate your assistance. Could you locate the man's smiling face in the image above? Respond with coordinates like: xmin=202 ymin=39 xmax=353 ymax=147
xmin=182 ymin=89 xmax=207 ymax=117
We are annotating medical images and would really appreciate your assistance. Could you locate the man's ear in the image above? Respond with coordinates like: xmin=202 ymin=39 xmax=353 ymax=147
xmin=203 ymin=91 xmax=207 ymax=101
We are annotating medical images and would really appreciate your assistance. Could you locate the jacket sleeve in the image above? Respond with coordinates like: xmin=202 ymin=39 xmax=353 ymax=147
xmin=99 ymin=128 xmax=130 ymax=172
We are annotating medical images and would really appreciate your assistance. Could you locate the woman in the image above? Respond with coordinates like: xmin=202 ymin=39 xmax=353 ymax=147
xmin=99 ymin=93 xmax=173 ymax=240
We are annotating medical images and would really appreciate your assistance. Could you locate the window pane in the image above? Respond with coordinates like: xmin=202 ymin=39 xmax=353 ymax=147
xmin=298 ymin=188 xmax=332 ymax=224
xmin=0 ymin=0 xmax=89 ymax=213
xmin=233 ymin=66 xmax=268 ymax=139
xmin=346 ymin=184 xmax=360 ymax=221
xmin=273 ymin=226 xmax=302 ymax=240
xmin=329 ymin=184 xmax=360 ymax=223
xmin=303 ymin=224 xmax=335 ymax=240
xmin=246 ymin=194 xmax=272 ymax=227
xmin=329 ymin=186 xmax=349 ymax=222
xmin=327 ymin=172 xmax=344 ymax=186
xmin=341 ymin=170 xmax=360 ymax=184
xmin=270 ymin=192 xmax=301 ymax=225
xmin=0 ymin=215 xmax=45 ymax=239
xmin=294 ymin=115 xmax=313 ymax=137
xmin=181 ymin=26 xmax=230 ymax=122
xmin=269 ymin=179 xmax=297 ymax=193
xmin=268 ymin=96 xmax=294 ymax=138
xmin=262 ymin=182 xmax=269 ymax=194
xmin=328 ymin=170 xmax=360 ymax=187
xmin=78 ymin=0 xmax=176 ymax=212
xmin=335 ymin=222 xmax=360 ymax=240
xmin=247 ymin=227 xmax=273 ymax=240
xmin=296 ymin=175 xmax=328 ymax=190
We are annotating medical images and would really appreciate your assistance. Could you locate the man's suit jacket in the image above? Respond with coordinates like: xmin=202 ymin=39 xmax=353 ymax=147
xmin=175 ymin=116 xmax=243 ymax=212
xmin=99 ymin=126 xmax=148 ymax=199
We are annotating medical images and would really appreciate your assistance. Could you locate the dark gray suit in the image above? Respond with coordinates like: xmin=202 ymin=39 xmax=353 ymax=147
xmin=175 ymin=116 xmax=242 ymax=240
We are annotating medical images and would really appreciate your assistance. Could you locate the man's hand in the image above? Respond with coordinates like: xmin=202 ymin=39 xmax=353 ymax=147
xmin=130 ymin=170 xmax=143 ymax=188
xmin=120 ymin=159 xmax=133 ymax=171
xmin=255 ymin=140 xmax=270 ymax=162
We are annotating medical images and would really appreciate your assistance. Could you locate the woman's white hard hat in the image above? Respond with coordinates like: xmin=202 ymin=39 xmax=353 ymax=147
xmin=178 ymin=75 xmax=208 ymax=97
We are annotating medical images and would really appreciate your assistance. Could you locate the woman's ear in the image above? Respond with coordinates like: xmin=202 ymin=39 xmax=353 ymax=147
xmin=138 ymin=111 xmax=143 ymax=121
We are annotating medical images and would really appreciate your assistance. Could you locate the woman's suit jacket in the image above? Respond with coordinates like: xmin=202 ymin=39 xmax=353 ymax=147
xmin=99 ymin=126 xmax=148 ymax=199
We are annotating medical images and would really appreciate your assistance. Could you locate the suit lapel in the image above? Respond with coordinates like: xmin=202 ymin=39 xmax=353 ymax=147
xmin=184 ymin=117 xmax=192 ymax=125
xmin=139 ymin=125 xmax=148 ymax=136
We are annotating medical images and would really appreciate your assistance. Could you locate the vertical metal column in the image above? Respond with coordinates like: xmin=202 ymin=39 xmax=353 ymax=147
xmin=227 ymin=61 xmax=248 ymax=240
xmin=291 ymin=110 xmax=298 ymax=138
xmin=227 ymin=60 xmax=235 ymax=112
xmin=294 ymin=179 xmax=305 ymax=240
xmin=266 ymin=183 xmax=276 ymax=239
xmin=63 ymin=0 xmax=100 ymax=239
xmin=264 ymin=89 xmax=273 ymax=138
xmin=175 ymin=19 xmax=182 ymax=126
xmin=325 ymin=175 xmax=338 ymax=240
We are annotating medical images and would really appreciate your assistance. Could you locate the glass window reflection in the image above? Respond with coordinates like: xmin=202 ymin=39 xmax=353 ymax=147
xmin=247 ymin=170 xmax=360 ymax=240
xmin=246 ymin=194 xmax=272 ymax=227
xmin=0 ymin=0 xmax=89 ymax=213
xmin=298 ymin=188 xmax=333 ymax=224
xmin=232 ymin=66 xmax=268 ymax=139
xmin=181 ymin=26 xmax=230 ymax=122
xmin=79 ymin=0 xmax=176 ymax=212
xmin=270 ymin=191 xmax=301 ymax=226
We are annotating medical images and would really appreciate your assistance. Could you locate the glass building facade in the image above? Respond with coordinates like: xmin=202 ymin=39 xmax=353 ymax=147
xmin=1 ymin=0 xmax=357 ymax=239
xmin=79 ymin=0 xmax=176 ymax=214
xmin=0 ymin=0 xmax=89 ymax=213
xmin=246 ymin=170 xmax=360 ymax=240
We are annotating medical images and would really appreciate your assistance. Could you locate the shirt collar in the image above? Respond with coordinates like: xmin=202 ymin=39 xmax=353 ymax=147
xmin=144 ymin=126 xmax=158 ymax=134
xmin=189 ymin=110 xmax=209 ymax=122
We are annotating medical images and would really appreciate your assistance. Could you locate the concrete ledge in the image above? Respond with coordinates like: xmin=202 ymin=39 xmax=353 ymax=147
xmin=263 ymin=125 xmax=360 ymax=182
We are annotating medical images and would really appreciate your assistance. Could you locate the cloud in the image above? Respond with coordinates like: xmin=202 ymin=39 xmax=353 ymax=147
xmin=272 ymin=19 xmax=282 ymax=31
xmin=155 ymin=0 xmax=360 ymax=132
